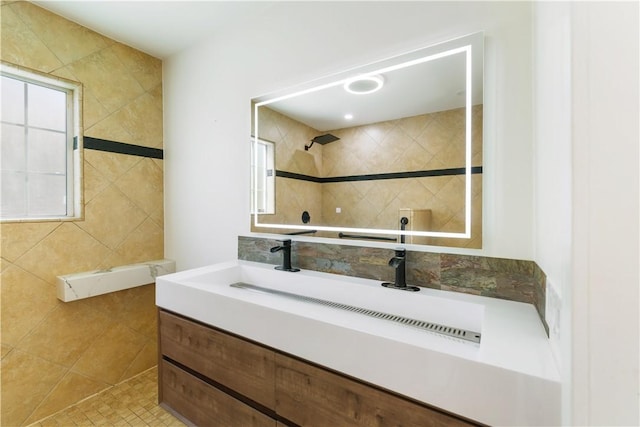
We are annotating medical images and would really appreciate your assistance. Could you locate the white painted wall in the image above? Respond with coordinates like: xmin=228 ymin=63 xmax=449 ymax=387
xmin=534 ymin=1 xmax=639 ymax=425
xmin=163 ymin=1 xmax=534 ymax=270
xmin=571 ymin=2 xmax=639 ymax=424
xmin=533 ymin=2 xmax=573 ymax=423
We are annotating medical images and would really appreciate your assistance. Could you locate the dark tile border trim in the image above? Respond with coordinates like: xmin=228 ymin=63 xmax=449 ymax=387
xmin=82 ymin=136 xmax=164 ymax=159
xmin=276 ymin=166 xmax=483 ymax=184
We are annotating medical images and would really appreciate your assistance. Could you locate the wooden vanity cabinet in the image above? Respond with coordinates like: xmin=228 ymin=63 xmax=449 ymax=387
xmin=158 ymin=309 xmax=479 ymax=427
xmin=275 ymin=354 xmax=476 ymax=427
xmin=161 ymin=360 xmax=276 ymax=427
xmin=159 ymin=310 xmax=275 ymax=409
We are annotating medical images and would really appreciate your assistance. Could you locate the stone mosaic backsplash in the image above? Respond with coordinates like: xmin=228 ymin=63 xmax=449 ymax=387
xmin=238 ymin=236 xmax=549 ymax=335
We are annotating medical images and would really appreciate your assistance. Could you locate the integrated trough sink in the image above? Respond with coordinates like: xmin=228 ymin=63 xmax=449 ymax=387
xmin=156 ymin=259 xmax=561 ymax=426
xmin=229 ymin=281 xmax=482 ymax=344
xmin=170 ymin=259 xmax=485 ymax=347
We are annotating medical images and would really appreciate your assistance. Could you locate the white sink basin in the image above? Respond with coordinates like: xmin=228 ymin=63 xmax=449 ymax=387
xmin=157 ymin=259 xmax=560 ymax=426
xmin=180 ymin=260 xmax=483 ymax=344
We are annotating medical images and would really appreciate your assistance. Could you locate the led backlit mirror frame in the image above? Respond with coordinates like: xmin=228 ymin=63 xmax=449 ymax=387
xmin=252 ymin=32 xmax=483 ymax=242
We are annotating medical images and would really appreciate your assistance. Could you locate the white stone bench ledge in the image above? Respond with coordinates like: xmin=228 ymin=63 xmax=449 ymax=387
xmin=57 ymin=259 xmax=176 ymax=302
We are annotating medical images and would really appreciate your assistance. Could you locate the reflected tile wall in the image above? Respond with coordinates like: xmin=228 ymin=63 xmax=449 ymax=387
xmin=254 ymin=107 xmax=325 ymax=229
xmin=1 ymin=2 xmax=163 ymax=425
xmin=252 ymin=105 xmax=482 ymax=248
xmin=322 ymin=106 xmax=482 ymax=248
xmin=238 ymin=236 xmax=548 ymax=335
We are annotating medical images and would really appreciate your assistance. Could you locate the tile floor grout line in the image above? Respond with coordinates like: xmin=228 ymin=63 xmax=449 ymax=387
xmin=25 ymin=365 xmax=181 ymax=427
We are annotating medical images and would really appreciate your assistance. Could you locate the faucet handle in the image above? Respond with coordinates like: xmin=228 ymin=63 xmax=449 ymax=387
xmin=270 ymin=239 xmax=292 ymax=253
xmin=394 ymin=248 xmax=406 ymax=257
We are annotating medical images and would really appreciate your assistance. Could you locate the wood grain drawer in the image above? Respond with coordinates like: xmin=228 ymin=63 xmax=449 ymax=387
xmin=275 ymin=353 xmax=477 ymax=427
xmin=161 ymin=360 xmax=276 ymax=427
xmin=159 ymin=310 xmax=275 ymax=409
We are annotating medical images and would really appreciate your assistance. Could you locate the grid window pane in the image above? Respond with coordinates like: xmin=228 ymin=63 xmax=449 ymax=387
xmin=1 ymin=123 xmax=26 ymax=172
xmin=1 ymin=64 xmax=78 ymax=220
xmin=27 ymin=173 xmax=66 ymax=216
xmin=27 ymin=82 xmax=66 ymax=131
xmin=1 ymin=171 xmax=26 ymax=217
xmin=28 ymin=128 xmax=66 ymax=174
xmin=1 ymin=76 xmax=25 ymax=125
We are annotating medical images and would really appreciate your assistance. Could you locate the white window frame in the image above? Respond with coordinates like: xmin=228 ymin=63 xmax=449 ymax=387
xmin=1 ymin=62 xmax=83 ymax=222
xmin=250 ymin=137 xmax=275 ymax=215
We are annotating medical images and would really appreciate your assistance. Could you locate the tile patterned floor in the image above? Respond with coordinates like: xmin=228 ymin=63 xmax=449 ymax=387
xmin=27 ymin=367 xmax=186 ymax=427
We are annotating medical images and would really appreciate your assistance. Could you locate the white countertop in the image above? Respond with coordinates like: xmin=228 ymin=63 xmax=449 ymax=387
xmin=156 ymin=260 xmax=561 ymax=426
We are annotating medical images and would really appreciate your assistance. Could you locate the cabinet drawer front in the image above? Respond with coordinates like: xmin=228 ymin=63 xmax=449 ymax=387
xmin=162 ymin=360 xmax=276 ymax=427
xmin=160 ymin=310 xmax=275 ymax=408
xmin=275 ymin=354 xmax=476 ymax=427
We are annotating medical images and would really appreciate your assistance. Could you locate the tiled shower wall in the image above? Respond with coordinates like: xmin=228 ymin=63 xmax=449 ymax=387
xmin=323 ymin=106 xmax=483 ymax=248
xmin=1 ymin=2 xmax=163 ymax=425
xmin=238 ymin=236 xmax=548 ymax=334
xmin=252 ymin=105 xmax=482 ymax=248
xmin=252 ymin=106 xmax=325 ymax=228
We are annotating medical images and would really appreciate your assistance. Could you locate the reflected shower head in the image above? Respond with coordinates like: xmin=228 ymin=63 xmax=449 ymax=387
xmin=304 ymin=134 xmax=340 ymax=151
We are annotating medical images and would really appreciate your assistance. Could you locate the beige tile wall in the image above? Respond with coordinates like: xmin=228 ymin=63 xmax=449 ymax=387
xmin=252 ymin=106 xmax=325 ymax=231
xmin=252 ymin=104 xmax=482 ymax=248
xmin=323 ymin=106 xmax=483 ymax=248
xmin=1 ymin=2 xmax=163 ymax=425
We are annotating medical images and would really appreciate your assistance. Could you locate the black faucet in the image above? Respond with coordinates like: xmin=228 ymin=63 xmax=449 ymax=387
xmin=382 ymin=249 xmax=420 ymax=292
xmin=269 ymin=239 xmax=300 ymax=272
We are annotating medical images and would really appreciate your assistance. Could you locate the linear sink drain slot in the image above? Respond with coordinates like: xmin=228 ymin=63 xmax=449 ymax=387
xmin=230 ymin=282 xmax=481 ymax=344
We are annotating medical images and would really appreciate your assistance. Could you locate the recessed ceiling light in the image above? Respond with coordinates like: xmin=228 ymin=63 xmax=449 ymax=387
xmin=343 ymin=75 xmax=384 ymax=95
xmin=344 ymin=113 xmax=353 ymax=120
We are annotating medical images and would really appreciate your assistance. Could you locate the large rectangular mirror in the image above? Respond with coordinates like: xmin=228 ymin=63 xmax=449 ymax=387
xmin=251 ymin=32 xmax=483 ymax=248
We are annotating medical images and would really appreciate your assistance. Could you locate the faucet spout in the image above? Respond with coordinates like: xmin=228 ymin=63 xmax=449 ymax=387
xmin=270 ymin=239 xmax=300 ymax=272
xmin=381 ymin=249 xmax=420 ymax=292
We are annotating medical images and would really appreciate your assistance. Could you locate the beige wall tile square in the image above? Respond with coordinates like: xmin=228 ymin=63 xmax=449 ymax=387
xmin=79 ymin=88 xmax=112 ymax=130
xmin=0 ymin=3 xmax=62 ymax=72
xmin=14 ymin=222 xmax=111 ymax=285
xmin=0 ymin=265 xmax=59 ymax=346
xmin=16 ymin=300 xmax=114 ymax=367
xmin=94 ymin=250 xmax=129 ymax=273
xmin=96 ymin=284 xmax=157 ymax=340
xmin=114 ymin=158 xmax=163 ymax=216
xmin=119 ymin=339 xmax=157 ymax=382
xmin=114 ymin=218 xmax=163 ymax=264
xmin=83 ymin=150 xmax=141 ymax=183
xmin=72 ymin=323 xmax=148 ymax=385
xmin=0 ymin=349 xmax=67 ymax=426
xmin=397 ymin=113 xmax=432 ymax=139
xmin=149 ymin=205 xmax=164 ymax=229
xmin=82 ymin=160 xmax=110 ymax=203
xmin=77 ymin=185 xmax=147 ymax=250
xmin=434 ymin=176 xmax=466 ymax=213
xmin=0 ymin=222 xmax=60 ymax=263
xmin=24 ymin=371 xmax=109 ymax=426
xmin=113 ymin=93 xmax=163 ymax=149
xmin=66 ymin=47 xmax=145 ymax=113
xmin=0 ymin=343 xmax=12 ymax=359
xmin=110 ymin=42 xmax=162 ymax=91
xmin=390 ymin=142 xmax=433 ymax=172
xmin=416 ymin=119 xmax=453 ymax=157
xmin=10 ymin=1 xmax=109 ymax=65
xmin=377 ymin=126 xmax=413 ymax=168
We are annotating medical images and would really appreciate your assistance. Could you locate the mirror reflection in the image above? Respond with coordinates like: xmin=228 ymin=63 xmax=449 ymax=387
xmin=251 ymin=32 xmax=483 ymax=248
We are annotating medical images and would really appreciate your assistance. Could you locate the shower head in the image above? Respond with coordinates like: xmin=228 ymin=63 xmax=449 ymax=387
xmin=305 ymin=134 xmax=340 ymax=151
